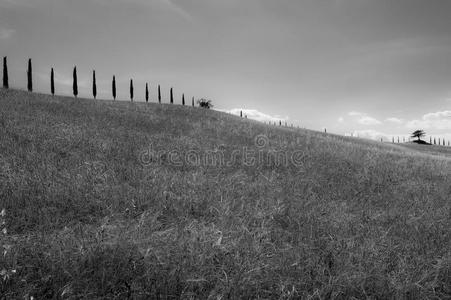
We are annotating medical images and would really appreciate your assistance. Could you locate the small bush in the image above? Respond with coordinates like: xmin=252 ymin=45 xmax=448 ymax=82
xmin=197 ymin=98 xmax=213 ymax=109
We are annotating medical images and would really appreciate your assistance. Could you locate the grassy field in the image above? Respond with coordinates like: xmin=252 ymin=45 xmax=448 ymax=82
xmin=1 ymin=88 xmax=450 ymax=299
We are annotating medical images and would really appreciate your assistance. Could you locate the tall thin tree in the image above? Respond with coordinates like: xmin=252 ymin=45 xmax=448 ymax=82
xmin=27 ymin=58 xmax=32 ymax=92
xmin=112 ymin=75 xmax=116 ymax=100
xmin=170 ymin=87 xmax=173 ymax=104
xmin=192 ymin=97 xmax=194 ymax=107
xmin=182 ymin=93 xmax=185 ymax=105
xmin=73 ymin=66 xmax=78 ymax=98
xmin=2 ymin=56 xmax=8 ymax=89
xmin=92 ymin=70 xmax=97 ymax=99
xmin=145 ymin=83 xmax=149 ymax=102
xmin=50 ymin=68 xmax=55 ymax=96
xmin=130 ymin=79 xmax=134 ymax=101
xmin=158 ymin=84 xmax=161 ymax=103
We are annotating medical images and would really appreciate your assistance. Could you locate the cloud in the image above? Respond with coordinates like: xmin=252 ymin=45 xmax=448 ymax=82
xmin=338 ymin=117 xmax=344 ymax=123
xmin=406 ymin=110 xmax=451 ymax=130
xmin=160 ymin=0 xmax=192 ymax=21
xmin=92 ymin=0 xmax=192 ymax=21
xmin=386 ymin=117 xmax=404 ymax=124
xmin=0 ymin=28 xmax=15 ymax=39
xmin=348 ymin=111 xmax=382 ymax=125
xmin=223 ymin=108 xmax=288 ymax=123
xmin=347 ymin=129 xmax=410 ymax=142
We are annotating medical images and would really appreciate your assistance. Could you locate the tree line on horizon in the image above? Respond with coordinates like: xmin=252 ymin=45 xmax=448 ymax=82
xmin=2 ymin=56 xmax=206 ymax=108
xmin=2 ymin=57 xmax=451 ymax=145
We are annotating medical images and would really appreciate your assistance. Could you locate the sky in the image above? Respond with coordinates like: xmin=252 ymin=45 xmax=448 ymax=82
xmin=1 ymin=0 xmax=451 ymax=141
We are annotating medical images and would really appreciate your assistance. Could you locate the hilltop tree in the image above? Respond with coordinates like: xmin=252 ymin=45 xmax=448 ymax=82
xmin=240 ymin=110 xmax=242 ymax=118
xmin=182 ymin=93 xmax=185 ymax=105
xmin=197 ymin=98 xmax=213 ymax=109
xmin=112 ymin=75 xmax=116 ymax=100
xmin=158 ymin=84 xmax=161 ymax=103
xmin=2 ymin=56 xmax=8 ymax=89
xmin=130 ymin=79 xmax=134 ymax=101
xmin=27 ymin=58 xmax=32 ymax=92
xmin=92 ymin=70 xmax=97 ymax=99
xmin=411 ymin=129 xmax=425 ymax=141
xmin=73 ymin=66 xmax=78 ymax=98
xmin=192 ymin=97 xmax=194 ymax=107
xmin=50 ymin=68 xmax=55 ymax=95
xmin=170 ymin=88 xmax=173 ymax=104
xmin=145 ymin=83 xmax=149 ymax=102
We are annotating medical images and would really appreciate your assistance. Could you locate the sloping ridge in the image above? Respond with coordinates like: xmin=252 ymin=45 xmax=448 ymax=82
xmin=1 ymin=88 xmax=450 ymax=299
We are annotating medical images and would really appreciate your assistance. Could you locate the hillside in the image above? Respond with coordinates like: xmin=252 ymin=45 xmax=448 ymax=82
xmin=1 ymin=88 xmax=450 ymax=299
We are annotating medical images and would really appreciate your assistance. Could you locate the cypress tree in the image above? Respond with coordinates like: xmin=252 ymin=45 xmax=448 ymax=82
xmin=434 ymin=138 xmax=436 ymax=145
xmin=192 ymin=97 xmax=194 ymax=107
xmin=92 ymin=70 xmax=97 ymax=99
xmin=430 ymin=137 xmax=432 ymax=144
xmin=145 ymin=83 xmax=149 ymax=102
xmin=170 ymin=87 xmax=173 ymax=104
xmin=240 ymin=110 xmax=242 ymax=118
xmin=130 ymin=79 xmax=134 ymax=101
xmin=27 ymin=58 xmax=32 ymax=92
xmin=50 ymin=68 xmax=55 ymax=95
xmin=182 ymin=93 xmax=185 ymax=105
xmin=2 ymin=56 xmax=8 ymax=89
xmin=158 ymin=84 xmax=161 ymax=103
xmin=112 ymin=76 xmax=116 ymax=100
xmin=73 ymin=66 xmax=78 ymax=98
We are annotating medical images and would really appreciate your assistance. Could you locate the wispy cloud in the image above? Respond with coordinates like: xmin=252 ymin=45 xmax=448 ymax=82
xmin=386 ymin=117 xmax=404 ymax=124
xmin=346 ymin=129 xmax=409 ymax=141
xmin=406 ymin=110 xmax=451 ymax=130
xmin=160 ymin=0 xmax=192 ymax=21
xmin=348 ymin=111 xmax=382 ymax=125
xmin=222 ymin=108 xmax=288 ymax=123
xmin=0 ymin=28 xmax=15 ymax=39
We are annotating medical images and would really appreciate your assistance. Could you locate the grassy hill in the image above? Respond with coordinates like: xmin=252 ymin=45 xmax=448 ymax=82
xmin=1 ymin=88 xmax=450 ymax=299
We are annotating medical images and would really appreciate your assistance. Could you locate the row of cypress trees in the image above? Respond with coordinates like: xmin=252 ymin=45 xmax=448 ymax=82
xmin=2 ymin=57 xmax=197 ymax=106
xmin=389 ymin=136 xmax=450 ymax=146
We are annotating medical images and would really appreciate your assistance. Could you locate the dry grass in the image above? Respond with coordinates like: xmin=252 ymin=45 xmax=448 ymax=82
xmin=0 ymin=88 xmax=450 ymax=299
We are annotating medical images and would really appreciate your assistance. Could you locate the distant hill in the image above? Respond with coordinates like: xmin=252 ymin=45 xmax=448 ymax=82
xmin=1 ymin=88 xmax=450 ymax=299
